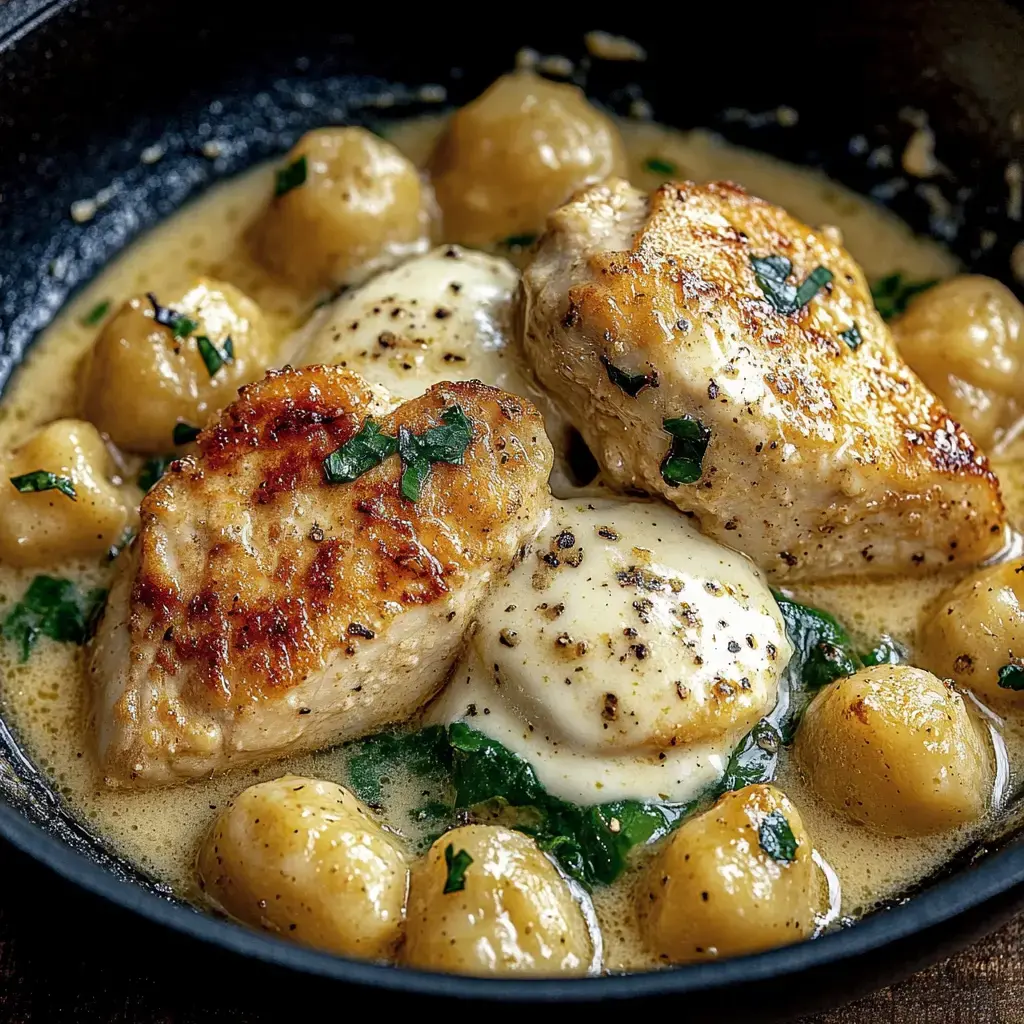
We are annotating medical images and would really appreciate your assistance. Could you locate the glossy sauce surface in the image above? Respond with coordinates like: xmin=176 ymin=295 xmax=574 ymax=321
xmin=5 ymin=111 xmax=1020 ymax=974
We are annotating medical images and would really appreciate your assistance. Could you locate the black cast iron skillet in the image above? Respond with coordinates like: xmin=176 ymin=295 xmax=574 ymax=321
xmin=1 ymin=0 xmax=1024 ymax=1017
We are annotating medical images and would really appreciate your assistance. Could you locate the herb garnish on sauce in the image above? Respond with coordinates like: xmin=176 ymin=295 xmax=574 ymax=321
xmin=322 ymin=406 xmax=473 ymax=502
xmin=275 ymin=155 xmax=308 ymax=197
xmin=10 ymin=470 xmax=76 ymax=501
xmin=660 ymin=416 xmax=710 ymax=485
xmin=601 ymin=355 xmax=659 ymax=397
xmin=443 ymin=844 xmax=473 ymax=894
xmin=750 ymin=255 xmax=833 ymax=316
xmin=80 ymin=300 xmax=111 ymax=327
xmin=758 ymin=809 xmax=798 ymax=863
xmin=2 ymin=575 xmax=107 ymax=662
xmin=998 ymin=663 xmax=1024 ymax=691
xmin=146 ymin=293 xmax=199 ymax=339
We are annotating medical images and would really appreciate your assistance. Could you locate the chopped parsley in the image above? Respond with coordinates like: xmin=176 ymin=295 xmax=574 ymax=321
xmin=659 ymin=416 xmax=710 ymax=485
xmin=146 ymin=293 xmax=198 ymax=339
xmin=173 ymin=422 xmax=201 ymax=446
xmin=839 ymin=323 xmax=862 ymax=350
xmin=323 ymin=407 xmax=472 ymax=502
xmin=196 ymin=335 xmax=233 ymax=377
xmin=998 ymin=663 xmax=1024 ymax=691
xmin=275 ymin=155 xmax=308 ymax=197
xmin=443 ymin=843 xmax=473 ymax=894
xmin=643 ymin=156 xmax=677 ymax=176
xmin=870 ymin=273 xmax=937 ymax=321
xmin=80 ymin=299 xmax=111 ymax=327
xmin=758 ymin=809 xmax=798 ymax=863
xmin=750 ymin=254 xmax=833 ymax=316
xmin=397 ymin=406 xmax=473 ymax=502
xmin=601 ymin=355 xmax=659 ymax=397
xmin=2 ymin=575 xmax=107 ymax=662
xmin=138 ymin=455 xmax=174 ymax=492
xmin=173 ymin=316 xmax=199 ymax=339
xmin=322 ymin=419 xmax=399 ymax=485
xmin=9 ymin=470 xmax=76 ymax=501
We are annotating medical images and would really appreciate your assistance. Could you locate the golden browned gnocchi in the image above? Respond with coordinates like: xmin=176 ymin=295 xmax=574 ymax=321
xmin=892 ymin=275 xmax=1024 ymax=447
xmin=0 ymin=419 xmax=129 ymax=566
xmin=79 ymin=277 xmax=272 ymax=453
xmin=919 ymin=560 xmax=1024 ymax=702
xmin=250 ymin=127 xmax=431 ymax=294
xmin=196 ymin=776 xmax=408 ymax=959
xmin=636 ymin=785 xmax=818 ymax=963
xmin=794 ymin=665 xmax=990 ymax=835
xmin=402 ymin=825 xmax=594 ymax=976
xmin=429 ymin=71 xmax=627 ymax=247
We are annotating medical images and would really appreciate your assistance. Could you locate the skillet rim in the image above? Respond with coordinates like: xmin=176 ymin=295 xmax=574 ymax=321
xmin=2 ymin=0 xmax=1024 ymax=1004
xmin=2 ymin=794 xmax=1024 ymax=1001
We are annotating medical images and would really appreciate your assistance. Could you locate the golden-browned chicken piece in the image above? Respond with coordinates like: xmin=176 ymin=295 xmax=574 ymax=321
xmin=521 ymin=178 xmax=1005 ymax=579
xmin=89 ymin=366 xmax=553 ymax=787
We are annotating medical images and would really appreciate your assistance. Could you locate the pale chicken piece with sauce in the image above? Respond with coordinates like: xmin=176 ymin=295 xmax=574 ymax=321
xmin=431 ymin=497 xmax=791 ymax=805
xmin=89 ymin=366 xmax=553 ymax=787
xmin=299 ymin=245 xmax=524 ymax=396
xmin=521 ymin=178 xmax=1005 ymax=580
xmin=297 ymin=244 xmax=576 ymax=490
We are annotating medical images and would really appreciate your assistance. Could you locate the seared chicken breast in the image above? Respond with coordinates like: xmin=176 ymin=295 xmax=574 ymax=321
xmin=89 ymin=366 xmax=553 ymax=786
xmin=521 ymin=179 xmax=1005 ymax=579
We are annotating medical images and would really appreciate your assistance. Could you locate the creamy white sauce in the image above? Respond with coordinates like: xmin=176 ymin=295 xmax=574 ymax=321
xmin=431 ymin=498 xmax=790 ymax=804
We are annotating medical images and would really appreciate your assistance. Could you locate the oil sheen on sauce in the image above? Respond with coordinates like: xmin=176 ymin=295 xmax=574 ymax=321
xmin=2 ymin=113 xmax=1019 ymax=974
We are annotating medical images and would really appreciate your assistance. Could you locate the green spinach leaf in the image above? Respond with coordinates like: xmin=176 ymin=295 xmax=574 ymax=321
xmin=718 ymin=718 xmax=780 ymax=792
xmin=2 ymin=576 xmax=107 ymax=662
xmin=772 ymin=590 xmax=863 ymax=740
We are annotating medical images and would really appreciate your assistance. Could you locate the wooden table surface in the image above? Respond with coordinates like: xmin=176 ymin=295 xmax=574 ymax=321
xmin=1 ymin=837 xmax=1021 ymax=1023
